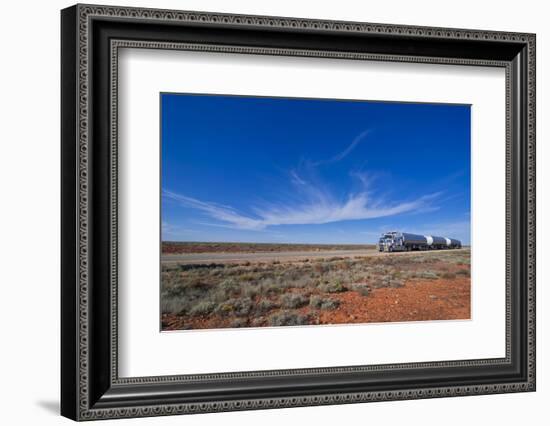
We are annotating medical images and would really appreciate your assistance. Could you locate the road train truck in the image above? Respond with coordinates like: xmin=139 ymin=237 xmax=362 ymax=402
xmin=378 ymin=231 xmax=462 ymax=252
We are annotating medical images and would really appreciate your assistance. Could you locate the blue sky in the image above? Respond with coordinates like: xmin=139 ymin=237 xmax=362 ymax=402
xmin=161 ymin=93 xmax=471 ymax=245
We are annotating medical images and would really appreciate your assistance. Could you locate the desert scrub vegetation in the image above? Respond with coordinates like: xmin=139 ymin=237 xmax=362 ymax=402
xmin=189 ymin=301 xmax=217 ymax=316
xmin=317 ymin=280 xmax=348 ymax=293
xmin=161 ymin=247 xmax=470 ymax=329
xmin=309 ymin=295 xmax=340 ymax=310
xmin=350 ymin=283 xmax=370 ymax=296
xmin=215 ymin=297 xmax=253 ymax=317
xmin=370 ymin=277 xmax=405 ymax=289
xmin=256 ymin=299 xmax=280 ymax=313
xmin=416 ymin=271 xmax=439 ymax=280
xmin=268 ymin=310 xmax=317 ymax=326
xmin=281 ymin=293 xmax=309 ymax=309
xmin=229 ymin=318 xmax=249 ymax=328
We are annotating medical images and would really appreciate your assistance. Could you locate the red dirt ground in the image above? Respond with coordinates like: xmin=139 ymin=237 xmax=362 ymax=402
xmin=161 ymin=277 xmax=470 ymax=331
xmin=317 ymin=278 xmax=470 ymax=324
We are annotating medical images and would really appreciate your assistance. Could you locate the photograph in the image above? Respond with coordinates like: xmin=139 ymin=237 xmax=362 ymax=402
xmin=160 ymin=93 xmax=472 ymax=331
xmin=58 ymin=3 xmax=536 ymax=419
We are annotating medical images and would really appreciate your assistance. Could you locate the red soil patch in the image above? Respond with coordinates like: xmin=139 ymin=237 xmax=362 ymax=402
xmin=319 ymin=278 xmax=470 ymax=325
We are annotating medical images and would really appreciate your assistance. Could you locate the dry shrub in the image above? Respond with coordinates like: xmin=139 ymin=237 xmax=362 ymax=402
xmin=160 ymin=297 xmax=192 ymax=315
xmin=309 ymin=295 xmax=340 ymax=310
xmin=268 ymin=310 xmax=311 ymax=326
xmin=318 ymin=280 xmax=348 ymax=293
xmin=215 ymin=297 xmax=253 ymax=317
xmin=219 ymin=279 xmax=242 ymax=297
xmin=417 ymin=271 xmax=439 ymax=280
xmin=389 ymin=279 xmax=404 ymax=288
xmin=189 ymin=301 xmax=217 ymax=316
xmin=229 ymin=318 xmax=248 ymax=328
xmin=257 ymin=299 xmax=280 ymax=313
xmin=439 ymin=272 xmax=456 ymax=279
xmin=351 ymin=284 xmax=370 ymax=296
xmin=281 ymin=293 xmax=309 ymax=309
xmin=258 ymin=279 xmax=283 ymax=295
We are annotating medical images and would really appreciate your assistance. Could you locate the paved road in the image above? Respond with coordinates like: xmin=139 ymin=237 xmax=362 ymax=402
xmin=161 ymin=248 xmax=469 ymax=265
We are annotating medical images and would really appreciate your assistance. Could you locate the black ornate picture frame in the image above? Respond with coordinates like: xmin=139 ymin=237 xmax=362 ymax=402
xmin=61 ymin=4 xmax=536 ymax=421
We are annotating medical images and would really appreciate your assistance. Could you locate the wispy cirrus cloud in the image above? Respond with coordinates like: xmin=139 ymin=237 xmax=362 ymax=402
xmin=311 ymin=129 xmax=370 ymax=166
xmin=163 ymin=129 xmax=444 ymax=232
xmin=163 ymin=190 xmax=266 ymax=230
xmin=163 ymin=172 xmax=441 ymax=231
xmin=162 ymin=221 xmax=200 ymax=234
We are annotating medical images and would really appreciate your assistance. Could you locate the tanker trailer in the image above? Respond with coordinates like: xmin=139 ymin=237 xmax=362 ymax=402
xmin=448 ymin=238 xmax=462 ymax=249
xmin=401 ymin=233 xmax=429 ymax=251
xmin=430 ymin=235 xmax=448 ymax=249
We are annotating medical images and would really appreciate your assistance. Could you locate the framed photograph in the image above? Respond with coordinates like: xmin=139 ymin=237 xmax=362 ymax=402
xmin=61 ymin=4 xmax=536 ymax=421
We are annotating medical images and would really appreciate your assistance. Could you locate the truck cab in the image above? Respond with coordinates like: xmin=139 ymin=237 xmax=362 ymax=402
xmin=378 ymin=232 xmax=403 ymax=252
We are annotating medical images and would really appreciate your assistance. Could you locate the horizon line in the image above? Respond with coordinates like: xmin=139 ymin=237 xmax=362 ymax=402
xmin=162 ymin=240 xmax=471 ymax=246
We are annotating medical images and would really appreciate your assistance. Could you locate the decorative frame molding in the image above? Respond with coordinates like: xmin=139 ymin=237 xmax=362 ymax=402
xmin=61 ymin=4 xmax=535 ymax=421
